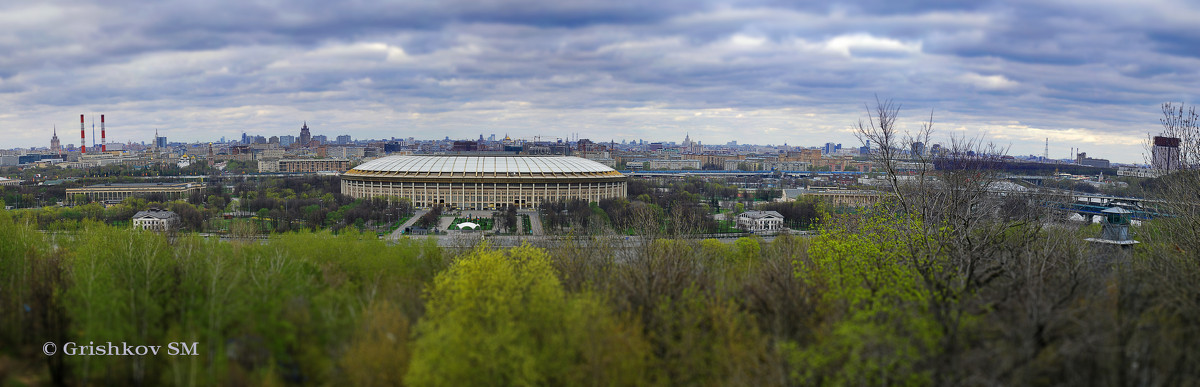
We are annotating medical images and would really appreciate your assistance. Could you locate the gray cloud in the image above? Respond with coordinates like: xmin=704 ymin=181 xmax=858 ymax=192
xmin=1 ymin=0 xmax=1198 ymax=163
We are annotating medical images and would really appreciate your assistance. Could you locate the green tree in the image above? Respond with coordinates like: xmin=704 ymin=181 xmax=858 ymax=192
xmin=407 ymin=244 xmax=651 ymax=386
xmin=788 ymin=213 xmax=940 ymax=385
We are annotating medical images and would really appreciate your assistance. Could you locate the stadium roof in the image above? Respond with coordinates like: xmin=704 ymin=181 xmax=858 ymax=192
xmin=345 ymin=155 xmax=624 ymax=179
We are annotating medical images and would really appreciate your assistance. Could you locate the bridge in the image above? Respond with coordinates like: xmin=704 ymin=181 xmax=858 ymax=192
xmin=1044 ymin=192 xmax=1169 ymax=221
xmin=1006 ymin=175 xmax=1051 ymax=185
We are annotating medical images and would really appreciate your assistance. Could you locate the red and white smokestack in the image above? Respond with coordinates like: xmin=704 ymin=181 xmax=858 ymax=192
xmin=80 ymin=114 xmax=86 ymax=153
xmin=101 ymin=114 xmax=106 ymax=152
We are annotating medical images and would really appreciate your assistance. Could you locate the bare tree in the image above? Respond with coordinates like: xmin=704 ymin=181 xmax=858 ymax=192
xmin=853 ymin=97 xmax=1055 ymax=384
xmin=1145 ymin=102 xmax=1200 ymax=254
xmin=856 ymin=96 xmax=908 ymax=208
xmin=1157 ymin=102 xmax=1200 ymax=169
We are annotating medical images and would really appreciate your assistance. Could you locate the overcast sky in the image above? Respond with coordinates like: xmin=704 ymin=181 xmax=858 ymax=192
xmin=2 ymin=0 xmax=1198 ymax=163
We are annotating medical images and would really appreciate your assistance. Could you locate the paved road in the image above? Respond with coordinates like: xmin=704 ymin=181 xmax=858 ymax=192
xmin=520 ymin=210 xmax=544 ymax=235
xmin=388 ymin=209 xmax=428 ymax=240
xmin=437 ymin=215 xmax=457 ymax=231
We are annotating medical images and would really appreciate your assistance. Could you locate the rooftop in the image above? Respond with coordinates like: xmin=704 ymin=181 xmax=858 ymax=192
xmin=345 ymin=155 xmax=623 ymax=179
xmin=82 ymin=182 xmax=196 ymax=188
xmin=133 ymin=209 xmax=179 ymax=220
xmin=739 ymin=210 xmax=784 ymax=219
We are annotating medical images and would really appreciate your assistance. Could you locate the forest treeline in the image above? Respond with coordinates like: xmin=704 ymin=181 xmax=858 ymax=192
xmin=5 ymin=176 xmax=413 ymax=235
xmin=3 ymin=184 xmax=1200 ymax=385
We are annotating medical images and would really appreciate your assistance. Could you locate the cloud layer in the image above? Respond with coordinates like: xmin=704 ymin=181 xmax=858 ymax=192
xmin=3 ymin=0 xmax=1198 ymax=163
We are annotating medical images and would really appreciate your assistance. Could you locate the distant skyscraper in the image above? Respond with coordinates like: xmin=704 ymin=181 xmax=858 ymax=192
xmin=1153 ymin=136 xmax=1181 ymax=171
xmin=911 ymin=142 xmax=925 ymax=156
xmin=299 ymin=121 xmax=312 ymax=147
xmin=279 ymin=135 xmax=296 ymax=147
xmin=336 ymin=135 xmax=352 ymax=144
xmin=155 ymin=129 xmax=167 ymax=150
xmin=50 ymin=126 xmax=61 ymax=153
xmin=823 ymin=142 xmax=841 ymax=155
xmin=313 ymin=135 xmax=327 ymax=144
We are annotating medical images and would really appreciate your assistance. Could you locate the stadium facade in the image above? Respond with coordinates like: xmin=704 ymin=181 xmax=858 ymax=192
xmin=341 ymin=155 xmax=627 ymax=209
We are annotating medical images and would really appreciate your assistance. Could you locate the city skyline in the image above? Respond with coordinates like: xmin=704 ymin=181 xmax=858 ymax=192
xmin=2 ymin=1 xmax=1198 ymax=163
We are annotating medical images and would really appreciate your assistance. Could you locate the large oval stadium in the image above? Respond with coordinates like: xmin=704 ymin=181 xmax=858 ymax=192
xmin=341 ymin=155 xmax=627 ymax=210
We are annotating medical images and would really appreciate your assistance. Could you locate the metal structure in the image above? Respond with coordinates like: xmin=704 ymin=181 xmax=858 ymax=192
xmin=80 ymin=114 xmax=85 ymax=153
xmin=1085 ymin=207 xmax=1139 ymax=247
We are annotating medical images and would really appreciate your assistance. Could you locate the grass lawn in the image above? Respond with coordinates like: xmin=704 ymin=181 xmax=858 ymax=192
xmin=713 ymin=219 xmax=746 ymax=234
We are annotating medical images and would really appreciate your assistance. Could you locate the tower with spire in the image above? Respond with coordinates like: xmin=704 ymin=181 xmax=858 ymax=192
xmin=683 ymin=133 xmax=701 ymax=153
xmin=50 ymin=125 xmax=61 ymax=154
xmin=299 ymin=121 xmax=312 ymax=147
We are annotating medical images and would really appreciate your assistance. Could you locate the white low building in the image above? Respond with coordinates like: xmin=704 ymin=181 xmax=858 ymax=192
xmin=132 ymin=209 xmax=180 ymax=232
xmin=736 ymin=210 xmax=785 ymax=233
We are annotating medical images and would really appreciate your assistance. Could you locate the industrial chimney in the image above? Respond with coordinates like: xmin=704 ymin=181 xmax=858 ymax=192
xmin=80 ymin=114 xmax=86 ymax=154
xmin=101 ymin=114 xmax=106 ymax=152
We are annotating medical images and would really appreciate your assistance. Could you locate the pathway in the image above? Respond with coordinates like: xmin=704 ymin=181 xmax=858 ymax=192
xmin=388 ymin=209 xmax=428 ymax=240
xmin=520 ymin=210 xmax=544 ymax=235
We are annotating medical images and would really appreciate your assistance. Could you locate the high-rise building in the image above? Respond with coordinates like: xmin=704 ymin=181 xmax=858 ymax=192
xmin=336 ymin=135 xmax=352 ymax=144
xmin=823 ymin=142 xmax=841 ymax=155
xmin=155 ymin=128 xmax=167 ymax=149
xmin=313 ymin=135 xmax=327 ymax=144
xmin=299 ymin=121 xmax=312 ymax=147
xmin=50 ymin=126 xmax=61 ymax=153
xmin=911 ymin=142 xmax=925 ymax=156
xmin=279 ymin=135 xmax=296 ymax=147
xmin=1153 ymin=136 xmax=1181 ymax=171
